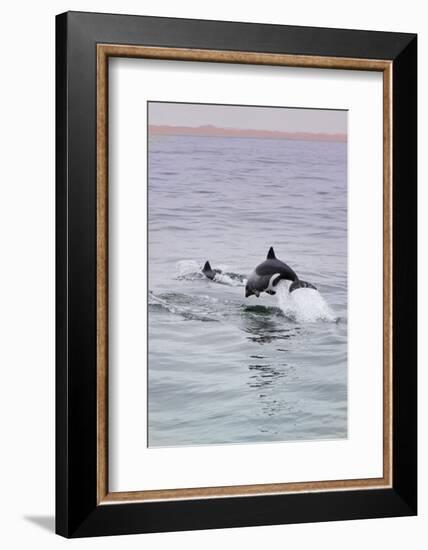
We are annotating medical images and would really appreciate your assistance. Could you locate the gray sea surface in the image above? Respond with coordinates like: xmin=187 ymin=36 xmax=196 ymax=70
xmin=148 ymin=135 xmax=347 ymax=447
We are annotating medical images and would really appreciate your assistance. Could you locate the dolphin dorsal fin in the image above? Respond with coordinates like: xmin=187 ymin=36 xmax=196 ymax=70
xmin=267 ymin=247 xmax=276 ymax=260
xmin=203 ymin=261 xmax=211 ymax=271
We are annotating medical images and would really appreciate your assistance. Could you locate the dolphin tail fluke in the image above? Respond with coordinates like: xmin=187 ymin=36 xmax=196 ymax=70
xmin=203 ymin=261 xmax=212 ymax=272
xmin=289 ymin=279 xmax=317 ymax=293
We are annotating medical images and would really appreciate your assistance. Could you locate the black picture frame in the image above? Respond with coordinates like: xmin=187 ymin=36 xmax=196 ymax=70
xmin=56 ymin=11 xmax=417 ymax=538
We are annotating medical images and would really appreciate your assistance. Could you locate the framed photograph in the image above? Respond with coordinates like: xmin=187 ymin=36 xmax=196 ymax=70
xmin=56 ymin=11 xmax=417 ymax=537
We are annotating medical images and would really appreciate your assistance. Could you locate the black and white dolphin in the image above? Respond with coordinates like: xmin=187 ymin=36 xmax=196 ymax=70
xmin=202 ymin=261 xmax=245 ymax=283
xmin=202 ymin=261 xmax=221 ymax=280
xmin=245 ymin=247 xmax=316 ymax=298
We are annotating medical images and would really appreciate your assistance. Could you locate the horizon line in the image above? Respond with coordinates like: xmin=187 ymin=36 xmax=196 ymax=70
xmin=148 ymin=124 xmax=347 ymax=143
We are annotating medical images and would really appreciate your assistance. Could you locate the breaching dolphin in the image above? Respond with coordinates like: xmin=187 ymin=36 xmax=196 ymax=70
xmin=245 ymin=247 xmax=316 ymax=298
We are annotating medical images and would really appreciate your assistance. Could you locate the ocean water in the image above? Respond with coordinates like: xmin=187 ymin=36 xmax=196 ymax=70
xmin=148 ymin=135 xmax=347 ymax=447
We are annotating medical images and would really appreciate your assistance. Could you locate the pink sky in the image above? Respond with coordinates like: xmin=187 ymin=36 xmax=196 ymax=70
xmin=149 ymin=124 xmax=347 ymax=143
xmin=148 ymin=102 xmax=347 ymax=140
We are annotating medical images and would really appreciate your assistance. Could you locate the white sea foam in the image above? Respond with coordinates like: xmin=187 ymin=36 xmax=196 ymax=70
xmin=276 ymin=281 xmax=335 ymax=323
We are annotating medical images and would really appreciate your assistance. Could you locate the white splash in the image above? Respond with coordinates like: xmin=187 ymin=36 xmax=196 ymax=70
xmin=276 ymin=281 xmax=335 ymax=323
xmin=176 ymin=260 xmax=202 ymax=279
xmin=213 ymin=273 xmax=245 ymax=287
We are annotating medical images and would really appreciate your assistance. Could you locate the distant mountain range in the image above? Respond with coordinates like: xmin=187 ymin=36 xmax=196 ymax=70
xmin=149 ymin=124 xmax=347 ymax=143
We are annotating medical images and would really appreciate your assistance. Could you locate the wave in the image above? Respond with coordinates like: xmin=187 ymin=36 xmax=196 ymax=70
xmin=149 ymin=291 xmax=219 ymax=322
xmin=243 ymin=305 xmax=285 ymax=318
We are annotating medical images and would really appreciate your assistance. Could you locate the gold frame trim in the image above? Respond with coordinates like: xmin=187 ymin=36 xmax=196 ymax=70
xmin=96 ymin=44 xmax=393 ymax=504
